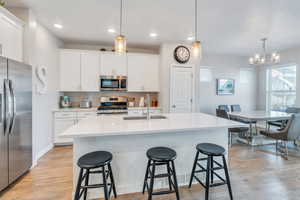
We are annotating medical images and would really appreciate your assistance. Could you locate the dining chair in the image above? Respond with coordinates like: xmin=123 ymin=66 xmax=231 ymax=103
xmin=216 ymin=109 xmax=249 ymax=146
xmin=261 ymin=113 xmax=300 ymax=159
xmin=230 ymin=105 xmax=241 ymax=112
xmin=218 ymin=105 xmax=230 ymax=112
xmin=267 ymin=107 xmax=300 ymax=131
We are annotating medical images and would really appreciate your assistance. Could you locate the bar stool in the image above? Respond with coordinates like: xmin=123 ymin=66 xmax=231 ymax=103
xmin=74 ymin=151 xmax=117 ymax=200
xmin=188 ymin=143 xmax=233 ymax=200
xmin=142 ymin=147 xmax=180 ymax=200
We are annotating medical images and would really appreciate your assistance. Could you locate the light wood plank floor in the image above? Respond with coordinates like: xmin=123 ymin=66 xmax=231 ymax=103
xmin=1 ymin=144 xmax=300 ymax=200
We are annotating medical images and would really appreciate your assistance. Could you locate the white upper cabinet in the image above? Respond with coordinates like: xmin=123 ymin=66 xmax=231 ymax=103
xmin=60 ymin=50 xmax=81 ymax=91
xmin=81 ymin=51 xmax=100 ymax=91
xmin=0 ymin=8 xmax=23 ymax=62
xmin=127 ymin=53 xmax=160 ymax=92
xmin=100 ymin=53 xmax=127 ymax=76
xmin=59 ymin=49 xmax=100 ymax=91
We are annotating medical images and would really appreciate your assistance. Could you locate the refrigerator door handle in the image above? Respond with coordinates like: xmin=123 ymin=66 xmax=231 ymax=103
xmin=8 ymin=80 xmax=16 ymax=135
xmin=4 ymin=79 xmax=12 ymax=136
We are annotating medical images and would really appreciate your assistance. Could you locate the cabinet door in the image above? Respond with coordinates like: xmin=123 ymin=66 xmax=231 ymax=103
xmin=100 ymin=53 xmax=127 ymax=76
xmin=127 ymin=54 xmax=159 ymax=92
xmin=59 ymin=50 xmax=81 ymax=91
xmin=81 ymin=52 xmax=100 ymax=91
xmin=0 ymin=14 xmax=23 ymax=61
xmin=54 ymin=119 xmax=75 ymax=144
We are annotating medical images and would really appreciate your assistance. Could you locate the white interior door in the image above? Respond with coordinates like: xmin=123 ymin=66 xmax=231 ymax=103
xmin=170 ymin=66 xmax=194 ymax=113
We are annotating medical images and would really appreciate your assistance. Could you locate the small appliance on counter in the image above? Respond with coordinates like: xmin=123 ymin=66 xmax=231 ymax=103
xmin=60 ymin=96 xmax=72 ymax=108
xmin=80 ymin=100 xmax=92 ymax=108
xmin=127 ymin=97 xmax=135 ymax=107
xmin=139 ymin=96 xmax=145 ymax=107
xmin=97 ymin=96 xmax=128 ymax=114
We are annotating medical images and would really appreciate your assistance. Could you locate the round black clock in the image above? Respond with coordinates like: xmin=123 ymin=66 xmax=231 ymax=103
xmin=174 ymin=45 xmax=190 ymax=64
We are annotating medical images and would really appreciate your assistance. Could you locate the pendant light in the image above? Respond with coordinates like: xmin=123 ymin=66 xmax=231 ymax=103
xmin=115 ymin=0 xmax=126 ymax=54
xmin=192 ymin=0 xmax=202 ymax=58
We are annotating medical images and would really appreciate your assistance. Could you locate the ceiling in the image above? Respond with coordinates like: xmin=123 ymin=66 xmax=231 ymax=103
xmin=6 ymin=0 xmax=300 ymax=56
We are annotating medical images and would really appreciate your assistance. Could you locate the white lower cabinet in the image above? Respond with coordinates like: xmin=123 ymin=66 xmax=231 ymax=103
xmin=54 ymin=110 xmax=97 ymax=145
xmin=54 ymin=118 xmax=76 ymax=145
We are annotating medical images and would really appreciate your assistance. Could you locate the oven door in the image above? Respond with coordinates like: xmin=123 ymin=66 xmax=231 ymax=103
xmin=100 ymin=79 xmax=120 ymax=90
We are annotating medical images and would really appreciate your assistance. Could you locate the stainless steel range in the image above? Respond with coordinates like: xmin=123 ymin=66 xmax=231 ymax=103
xmin=97 ymin=96 xmax=128 ymax=114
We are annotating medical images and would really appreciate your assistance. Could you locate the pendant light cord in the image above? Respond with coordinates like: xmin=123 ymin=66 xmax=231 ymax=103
xmin=120 ymin=0 xmax=123 ymax=35
xmin=195 ymin=0 xmax=198 ymax=41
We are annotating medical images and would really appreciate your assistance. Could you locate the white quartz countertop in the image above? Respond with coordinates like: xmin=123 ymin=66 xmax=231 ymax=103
xmin=53 ymin=107 xmax=98 ymax=112
xmin=62 ymin=113 xmax=246 ymax=138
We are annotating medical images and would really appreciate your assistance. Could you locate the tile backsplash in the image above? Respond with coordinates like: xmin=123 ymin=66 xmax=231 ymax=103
xmin=62 ymin=92 xmax=159 ymax=108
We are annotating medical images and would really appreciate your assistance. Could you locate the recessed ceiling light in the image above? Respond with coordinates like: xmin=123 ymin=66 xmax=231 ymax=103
xmin=108 ymin=28 xmax=116 ymax=33
xmin=150 ymin=33 xmax=158 ymax=38
xmin=187 ymin=36 xmax=194 ymax=41
xmin=54 ymin=24 xmax=63 ymax=29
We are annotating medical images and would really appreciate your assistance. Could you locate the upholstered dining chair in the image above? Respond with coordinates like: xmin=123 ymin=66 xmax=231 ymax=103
xmin=261 ymin=113 xmax=300 ymax=159
xmin=267 ymin=107 xmax=300 ymax=130
xmin=218 ymin=105 xmax=230 ymax=112
xmin=216 ymin=109 xmax=249 ymax=146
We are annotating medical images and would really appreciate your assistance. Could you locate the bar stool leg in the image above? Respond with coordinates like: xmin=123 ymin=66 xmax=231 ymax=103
xmin=102 ymin=166 xmax=109 ymax=200
xmin=222 ymin=155 xmax=233 ymax=200
xmin=210 ymin=156 xmax=214 ymax=184
xmin=142 ymin=159 xmax=151 ymax=194
xmin=83 ymin=169 xmax=90 ymax=200
xmin=167 ymin=162 xmax=173 ymax=191
xmin=171 ymin=160 xmax=180 ymax=200
xmin=148 ymin=161 xmax=156 ymax=200
xmin=188 ymin=151 xmax=199 ymax=188
xmin=108 ymin=163 xmax=117 ymax=198
xmin=205 ymin=156 xmax=211 ymax=200
xmin=74 ymin=168 xmax=83 ymax=200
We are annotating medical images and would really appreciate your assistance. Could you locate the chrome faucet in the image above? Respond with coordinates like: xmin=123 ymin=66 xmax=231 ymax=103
xmin=146 ymin=94 xmax=150 ymax=120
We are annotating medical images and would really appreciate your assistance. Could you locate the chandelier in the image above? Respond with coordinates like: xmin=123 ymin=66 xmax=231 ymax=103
xmin=249 ymin=38 xmax=280 ymax=65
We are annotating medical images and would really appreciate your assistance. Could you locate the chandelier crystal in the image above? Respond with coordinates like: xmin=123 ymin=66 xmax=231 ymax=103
xmin=249 ymin=38 xmax=280 ymax=65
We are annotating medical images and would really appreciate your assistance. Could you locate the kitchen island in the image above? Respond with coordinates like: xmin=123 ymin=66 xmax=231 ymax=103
xmin=62 ymin=113 xmax=245 ymax=199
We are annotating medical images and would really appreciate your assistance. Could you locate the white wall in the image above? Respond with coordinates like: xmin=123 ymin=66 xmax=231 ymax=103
xmin=8 ymin=7 xmax=63 ymax=163
xmin=198 ymin=54 xmax=257 ymax=114
xmin=257 ymin=47 xmax=300 ymax=110
xmin=159 ymin=43 xmax=200 ymax=112
xmin=159 ymin=43 xmax=257 ymax=114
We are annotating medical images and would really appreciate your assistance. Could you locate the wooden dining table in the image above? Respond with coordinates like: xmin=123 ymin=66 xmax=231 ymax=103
xmin=229 ymin=110 xmax=292 ymax=145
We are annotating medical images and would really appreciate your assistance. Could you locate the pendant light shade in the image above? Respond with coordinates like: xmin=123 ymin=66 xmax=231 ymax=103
xmin=192 ymin=41 xmax=202 ymax=58
xmin=115 ymin=35 xmax=126 ymax=54
xmin=192 ymin=0 xmax=202 ymax=58
xmin=115 ymin=0 xmax=126 ymax=54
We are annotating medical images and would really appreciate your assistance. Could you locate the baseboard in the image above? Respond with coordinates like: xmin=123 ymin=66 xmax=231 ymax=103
xmin=38 ymin=143 xmax=54 ymax=160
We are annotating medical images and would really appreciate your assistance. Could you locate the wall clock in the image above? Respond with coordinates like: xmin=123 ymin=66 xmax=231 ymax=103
xmin=174 ymin=45 xmax=190 ymax=64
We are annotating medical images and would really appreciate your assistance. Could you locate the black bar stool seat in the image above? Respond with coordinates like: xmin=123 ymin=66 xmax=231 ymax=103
xmin=78 ymin=151 xmax=112 ymax=169
xmin=189 ymin=143 xmax=233 ymax=200
xmin=74 ymin=151 xmax=117 ymax=200
xmin=147 ymin=146 xmax=177 ymax=161
xmin=143 ymin=147 xmax=180 ymax=200
xmin=196 ymin=143 xmax=225 ymax=156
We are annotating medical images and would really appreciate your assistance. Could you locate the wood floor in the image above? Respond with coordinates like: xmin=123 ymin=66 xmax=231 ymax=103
xmin=1 ymin=144 xmax=300 ymax=200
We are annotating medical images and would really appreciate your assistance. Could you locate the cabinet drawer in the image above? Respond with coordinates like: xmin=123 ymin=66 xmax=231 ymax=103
xmin=54 ymin=112 xmax=77 ymax=119
xmin=77 ymin=111 xmax=97 ymax=118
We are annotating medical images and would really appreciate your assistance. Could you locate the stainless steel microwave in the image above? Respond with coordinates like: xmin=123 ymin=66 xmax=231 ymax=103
xmin=100 ymin=76 xmax=127 ymax=91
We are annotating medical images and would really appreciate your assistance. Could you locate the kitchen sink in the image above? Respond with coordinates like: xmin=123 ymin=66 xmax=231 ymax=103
xmin=123 ymin=115 xmax=167 ymax=120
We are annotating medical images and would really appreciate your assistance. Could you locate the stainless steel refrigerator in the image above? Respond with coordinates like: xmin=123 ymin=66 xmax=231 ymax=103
xmin=0 ymin=56 xmax=32 ymax=192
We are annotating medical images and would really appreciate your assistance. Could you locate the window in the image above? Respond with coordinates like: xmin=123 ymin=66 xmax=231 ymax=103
xmin=267 ymin=65 xmax=297 ymax=111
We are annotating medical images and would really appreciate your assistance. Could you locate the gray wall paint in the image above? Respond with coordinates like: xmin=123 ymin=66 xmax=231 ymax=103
xmin=257 ymin=47 xmax=300 ymax=110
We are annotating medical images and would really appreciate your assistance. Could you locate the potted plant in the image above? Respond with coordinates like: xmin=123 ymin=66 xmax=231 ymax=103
xmin=0 ymin=1 xmax=5 ymax=7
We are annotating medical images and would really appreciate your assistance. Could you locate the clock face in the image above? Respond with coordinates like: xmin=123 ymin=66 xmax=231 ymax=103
xmin=174 ymin=46 xmax=190 ymax=64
